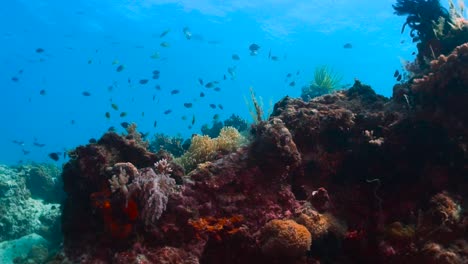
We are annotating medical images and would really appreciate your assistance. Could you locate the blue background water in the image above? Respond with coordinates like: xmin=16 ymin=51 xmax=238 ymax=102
xmin=1 ymin=0 xmax=417 ymax=165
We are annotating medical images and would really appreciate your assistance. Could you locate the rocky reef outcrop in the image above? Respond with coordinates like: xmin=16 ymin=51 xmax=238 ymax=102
xmin=57 ymin=43 xmax=468 ymax=264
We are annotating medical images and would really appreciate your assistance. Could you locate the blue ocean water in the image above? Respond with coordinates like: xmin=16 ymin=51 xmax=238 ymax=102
xmin=0 ymin=0 xmax=414 ymax=165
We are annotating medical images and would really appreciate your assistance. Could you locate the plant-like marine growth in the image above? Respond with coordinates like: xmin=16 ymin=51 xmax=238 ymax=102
xmin=301 ymin=65 xmax=342 ymax=101
xmin=393 ymin=0 xmax=450 ymax=43
xmin=393 ymin=0 xmax=468 ymax=70
xmin=244 ymin=87 xmax=272 ymax=124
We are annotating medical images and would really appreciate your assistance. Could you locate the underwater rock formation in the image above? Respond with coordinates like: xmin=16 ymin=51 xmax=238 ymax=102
xmin=0 ymin=165 xmax=61 ymax=244
xmin=58 ymin=43 xmax=468 ymax=263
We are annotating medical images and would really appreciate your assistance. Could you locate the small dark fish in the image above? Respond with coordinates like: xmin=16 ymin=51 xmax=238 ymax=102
xmin=160 ymin=42 xmax=170 ymax=47
xmin=171 ymin=89 xmax=180 ymax=95
xmin=89 ymin=138 xmax=97 ymax=144
xmin=128 ymin=78 xmax=131 ymax=83
xmin=289 ymin=81 xmax=296 ymax=87
xmin=82 ymin=91 xmax=91 ymax=96
xmin=192 ymin=115 xmax=196 ymax=125
xmin=88 ymin=59 xmax=92 ymax=64
xmin=105 ymin=112 xmax=111 ymax=119
xmin=39 ymin=89 xmax=46 ymax=95
xmin=12 ymin=140 xmax=24 ymax=146
xmin=155 ymin=85 xmax=161 ymax=90
xmin=411 ymin=51 xmax=416 ymax=55
xmin=153 ymin=121 xmax=157 ymax=127
xmin=107 ymin=85 xmax=113 ymax=92
xmin=116 ymin=65 xmax=125 ymax=72
xmin=111 ymin=103 xmax=119 ymax=111
xmin=205 ymin=82 xmax=214 ymax=88
xmin=198 ymin=78 xmax=204 ymax=85
xmin=223 ymin=74 xmax=227 ymax=80
xmin=343 ymin=43 xmax=353 ymax=49
xmin=393 ymin=70 xmax=400 ymax=78
xmin=152 ymin=95 xmax=156 ymax=101
xmin=159 ymin=29 xmax=170 ymax=38
xmin=33 ymin=142 xmax=45 ymax=147
xmin=181 ymin=115 xmax=187 ymax=121
xmin=396 ymin=74 xmax=402 ymax=82
xmin=153 ymin=70 xmax=160 ymax=75
xmin=108 ymin=126 xmax=116 ymax=132
xmin=120 ymin=112 xmax=127 ymax=117
xmin=139 ymin=79 xmax=149 ymax=84
xmin=184 ymin=103 xmax=193 ymax=108
xmin=218 ymin=104 xmax=223 ymax=110
xmin=400 ymin=40 xmax=405 ymax=44
xmin=200 ymin=92 xmax=205 ymax=97
xmin=152 ymin=75 xmax=159 ymax=80
xmin=36 ymin=48 xmax=45 ymax=53
xmin=121 ymin=122 xmax=130 ymax=129
xmin=11 ymin=77 xmax=19 ymax=82
xmin=271 ymin=56 xmax=279 ymax=61
xmin=18 ymin=69 xmax=24 ymax=74
xmin=71 ymin=120 xmax=75 ymax=125
xmin=214 ymin=87 xmax=221 ymax=92
xmin=22 ymin=149 xmax=30 ymax=155
xmin=232 ymin=54 xmax=240 ymax=60
xmin=209 ymin=104 xmax=216 ymax=109
xmin=48 ymin=152 xmax=60 ymax=161
xmin=286 ymin=73 xmax=292 ymax=78
xmin=213 ymin=114 xmax=219 ymax=120
xmin=141 ymin=112 xmax=145 ymax=117
xmin=140 ymin=132 xmax=149 ymax=139
xmin=249 ymin=43 xmax=260 ymax=56
xmin=296 ymin=70 xmax=300 ymax=75
xmin=164 ymin=109 xmax=172 ymax=115
xmin=183 ymin=27 xmax=192 ymax=39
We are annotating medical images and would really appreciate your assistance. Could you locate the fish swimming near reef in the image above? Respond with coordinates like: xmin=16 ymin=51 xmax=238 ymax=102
xmin=205 ymin=82 xmax=215 ymax=88
xmin=171 ymin=89 xmax=180 ymax=95
xmin=232 ymin=54 xmax=240 ymax=60
xmin=164 ymin=109 xmax=172 ymax=115
xmin=343 ymin=43 xmax=353 ymax=49
xmin=183 ymin=27 xmax=192 ymax=39
xmin=39 ymin=89 xmax=46 ymax=95
xmin=160 ymin=42 xmax=170 ymax=47
xmin=121 ymin=122 xmax=130 ymax=129
xmin=116 ymin=65 xmax=125 ymax=72
xmin=184 ymin=103 xmax=193 ymax=108
xmin=36 ymin=48 xmax=45 ymax=53
xmin=209 ymin=104 xmax=216 ymax=109
xmin=249 ymin=43 xmax=260 ymax=56
xmin=48 ymin=152 xmax=60 ymax=161
xmin=159 ymin=29 xmax=170 ymax=38
xmin=139 ymin=79 xmax=149 ymax=84
xmin=82 ymin=91 xmax=91 ymax=96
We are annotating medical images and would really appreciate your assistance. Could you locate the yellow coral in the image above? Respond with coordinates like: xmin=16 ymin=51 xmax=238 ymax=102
xmin=175 ymin=127 xmax=243 ymax=172
xmin=259 ymin=219 xmax=312 ymax=259
xmin=385 ymin=222 xmax=415 ymax=242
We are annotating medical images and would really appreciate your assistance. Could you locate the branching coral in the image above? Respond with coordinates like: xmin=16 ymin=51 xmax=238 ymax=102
xmin=301 ymin=65 xmax=343 ymax=101
xmin=175 ymin=127 xmax=244 ymax=172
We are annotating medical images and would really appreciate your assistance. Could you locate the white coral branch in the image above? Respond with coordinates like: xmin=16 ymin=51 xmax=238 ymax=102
xmin=109 ymin=167 xmax=129 ymax=196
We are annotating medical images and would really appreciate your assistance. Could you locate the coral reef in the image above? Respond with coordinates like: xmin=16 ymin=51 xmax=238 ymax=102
xmin=0 ymin=165 xmax=61 ymax=244
xmin=149 ymin=133 xmax=186 ymax=157
xmin=57 ymin=43 xmax=468 ymax=264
